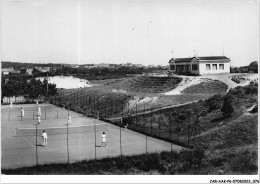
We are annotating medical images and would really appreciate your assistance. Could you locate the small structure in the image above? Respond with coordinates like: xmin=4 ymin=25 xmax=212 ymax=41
xmin=95 ymin=63 xmax=110 ymax=68
xmin=20 ymin=68 xmax=33 ymax=75
xmin=2 ymin=67 xmax=14 ymax=75
xmin=35 ymin=67 xmax=51 ymax=73
xmin=169 ymin=56 xmax=230 ymax=75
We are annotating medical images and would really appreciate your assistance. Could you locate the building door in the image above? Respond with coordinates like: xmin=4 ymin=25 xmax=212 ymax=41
xmin=176 ymin=65 xmax=181 ymax=74
xmin=186 ymin=65 xmax=190 ymax=72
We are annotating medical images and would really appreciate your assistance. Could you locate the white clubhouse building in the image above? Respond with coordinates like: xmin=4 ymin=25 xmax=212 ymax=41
xmin=169 ymin=56 xmax=230 ymax=75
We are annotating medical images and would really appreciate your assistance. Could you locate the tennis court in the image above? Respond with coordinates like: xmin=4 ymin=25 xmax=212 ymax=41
xmin=1 ymin=103 xmax=183 ymax=169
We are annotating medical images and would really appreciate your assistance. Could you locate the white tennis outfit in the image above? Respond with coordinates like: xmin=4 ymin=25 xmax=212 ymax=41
xmin=38 ymin=107 xmax=41 ymax=116
xmin=101 ymin=134 xmax=106 ymax=147
xmin=42 ymin=132 xmax=48 ymax=146
xmin=21 ymin=109 xmax=24 ymax=117
xmin=68 ymin=116 xmax=71 ymax=124
xmin=37 ymin=116 xmax=41 ymax=124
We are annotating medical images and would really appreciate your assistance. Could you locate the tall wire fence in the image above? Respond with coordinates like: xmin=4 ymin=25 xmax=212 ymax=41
xmin=50 ymin=91 xmax=202 ymax=148
xmin=4 ymin=91 xmax=203 ymax=169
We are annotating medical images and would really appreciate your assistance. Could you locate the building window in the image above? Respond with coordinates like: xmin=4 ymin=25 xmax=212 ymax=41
xmin=192 ymin=64 xmax=198 ymax=70
xmin=212 ymin=64 xmax=217 ymax=70
xmin=170 ymin=65 xmax=175 ymax=70
xmin=206 ymin=64 xmax=211 ymax=70
xmin=219 ymin=64 xmax=224 ymax=70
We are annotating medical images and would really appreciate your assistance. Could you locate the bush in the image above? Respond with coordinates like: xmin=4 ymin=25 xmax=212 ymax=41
xmin=205 ymin=95 xmax=223 ymax=113
xmin=245 ymin=82 xmax=258 ymax=95
xmin=221 ymin=95 xmax=235 ymax=117
xmin=230 ymin=150 xmax=258 ymax=173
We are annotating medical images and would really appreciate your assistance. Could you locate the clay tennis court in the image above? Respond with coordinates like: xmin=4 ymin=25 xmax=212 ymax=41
xmin=1 ymin=104 xmax=183 ymax=169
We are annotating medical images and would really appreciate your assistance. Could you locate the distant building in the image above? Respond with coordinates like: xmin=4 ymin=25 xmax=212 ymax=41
xmin=2 ymin=67 xmax=14 ymax=75
xmin=20 ymin=68 xmax=33 ymax=75
xmin=50 ymin=66 xmax=61 ymax=72
xmin=169 ymin=56 xmax=230 ymax=75
xmin=35 ymin=67 xmax=51 ymax=73
xmin=146 ymin=65 xmax=156 ymax=68
xmin=132 ymin=64 xmax=143 ymax=67
xmin=9 ymin=70 xmax=20 ymax=74
xmin=95 ymin=63 xmax=110 ymax=68
xmin=71 ymin=65 xmax=79 ymax=68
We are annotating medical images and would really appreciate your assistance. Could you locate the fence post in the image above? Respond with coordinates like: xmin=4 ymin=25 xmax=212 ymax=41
xmin=146 ymin=133 xmax=148 ymax=154
xmin=86 ymin=96 xmax=88 ymax=115
xmin=105 ymin=99 xmax=107 ymax=119
xmin=128 ymin=102 xmax=129 ymax=117
xmin=120 ymin=124 xmax=122 ymax=157
xmin=67 ymin=122 xmax=70 ymax=164
xmin=170 ymin=113 xmax=173 ymax=152
xmin=136 ymin=104 xmax=137 ymax=128
xmin=159 ymin=116 xmax=161 ymax=137
xmin=94 ymin=121 xmax=97 ymax=161
xmin=187 ymin=121 xmax=190 ymax=147
xmin=143 ymin=104 xmax=145 ymax=118
xmin=115 ymin=99 xmax=117 ymax=115
xmin=150 ymin=107 xmax=152 ymax=134
xmin=78 ymin=93 xmax=80 ymax=107
xmin=35 ymin=123 xmax=38 ymax=166
xmin=121 ymin=101 xmax=124 ymax=120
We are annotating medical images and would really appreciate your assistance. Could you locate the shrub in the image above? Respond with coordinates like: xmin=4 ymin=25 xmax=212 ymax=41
xmin=245 ymin=82 xmax=258 ymax=95
xmin=221 ymin=95 xmax=235 ymax=117
xmin=230 ymin=150 xmax=258 ymax=173
xmin=205 ymin=95 xmax=223 ymax=113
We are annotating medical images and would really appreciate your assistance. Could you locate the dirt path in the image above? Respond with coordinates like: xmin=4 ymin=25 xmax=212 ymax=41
xmin=164 ymin=73 xmax=258 ymax=95
xmin=108 ymin=99 xmax=202 ymax=121
xmin=109 ymin=74 xmax=258 ymax=121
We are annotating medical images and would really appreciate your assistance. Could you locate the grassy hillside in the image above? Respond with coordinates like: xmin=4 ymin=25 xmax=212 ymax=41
xmin=3 ymin=82 xmax=258 ymax=175
xmin=50 ymin=76 xmax=229 ymax=119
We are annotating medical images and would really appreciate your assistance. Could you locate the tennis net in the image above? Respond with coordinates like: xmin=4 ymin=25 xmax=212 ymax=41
xmin=4 ymin=104 xmax=54 ymax=112
xmin=15 ymin=123 xmax=109 ymax=136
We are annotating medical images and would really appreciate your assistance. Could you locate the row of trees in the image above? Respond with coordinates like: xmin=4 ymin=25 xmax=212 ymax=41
xmin=1 ymin=61 xmax=62 ymax=71
xmin=1 ymin=78 xmax=57 ymax=101
xmin=52 ymin=66 xmax=155 ymax=77
xmin=2 ymin=61 xmax=167 ymax=79
xmin=230 ymin=61 xmax=258 ymax=73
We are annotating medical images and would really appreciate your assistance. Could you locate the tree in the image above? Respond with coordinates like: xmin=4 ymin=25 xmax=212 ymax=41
xmin=221 ymin=95 xmax=235 ymax=117
xmin=205 ymin=95 xmax=223 ymax=113
xmin=248 ymin=61 xmax=258 ymax=73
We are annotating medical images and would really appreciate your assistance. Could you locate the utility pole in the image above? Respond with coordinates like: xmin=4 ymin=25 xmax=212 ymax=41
xmin=46 ymin=72 xmax=49 ymax=98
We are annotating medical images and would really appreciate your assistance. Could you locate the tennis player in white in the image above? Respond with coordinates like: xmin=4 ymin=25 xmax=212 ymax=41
xmin=38 ymin=106 xmax=41 ymax=117
xmin=41 ymin=131 xmax=48 ymax=147
xmin=10 ymin=101 xmax=13 ymax=108
xmin=101 ymin=132 xmax=107 ymax=147
xmin=21 ymin=107 xmax=24 ymax=117
xmin=37 ymin=115 xmax=41 ymax=124
xmin=68 ymin=115 xmax=71 ymax=124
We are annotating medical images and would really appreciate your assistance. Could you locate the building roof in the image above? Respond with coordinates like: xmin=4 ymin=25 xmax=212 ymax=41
xmin=172 ymin=58 xmax=193 ymax=63
xmin=197 ymin=56 xmax=229 ymax=60
xmin=169 ymin=56 xmax=230 ymax=63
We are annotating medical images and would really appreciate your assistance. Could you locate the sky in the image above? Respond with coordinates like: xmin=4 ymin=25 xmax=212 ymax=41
xmin=1 ymin=0 xmax=259 ymax=66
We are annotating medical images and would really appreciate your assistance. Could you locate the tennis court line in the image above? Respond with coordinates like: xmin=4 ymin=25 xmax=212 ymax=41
xmin=20 ymin=135 xmax=36 ymax=150
xmin=20 ymin=133 xmax=48 ymax=150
